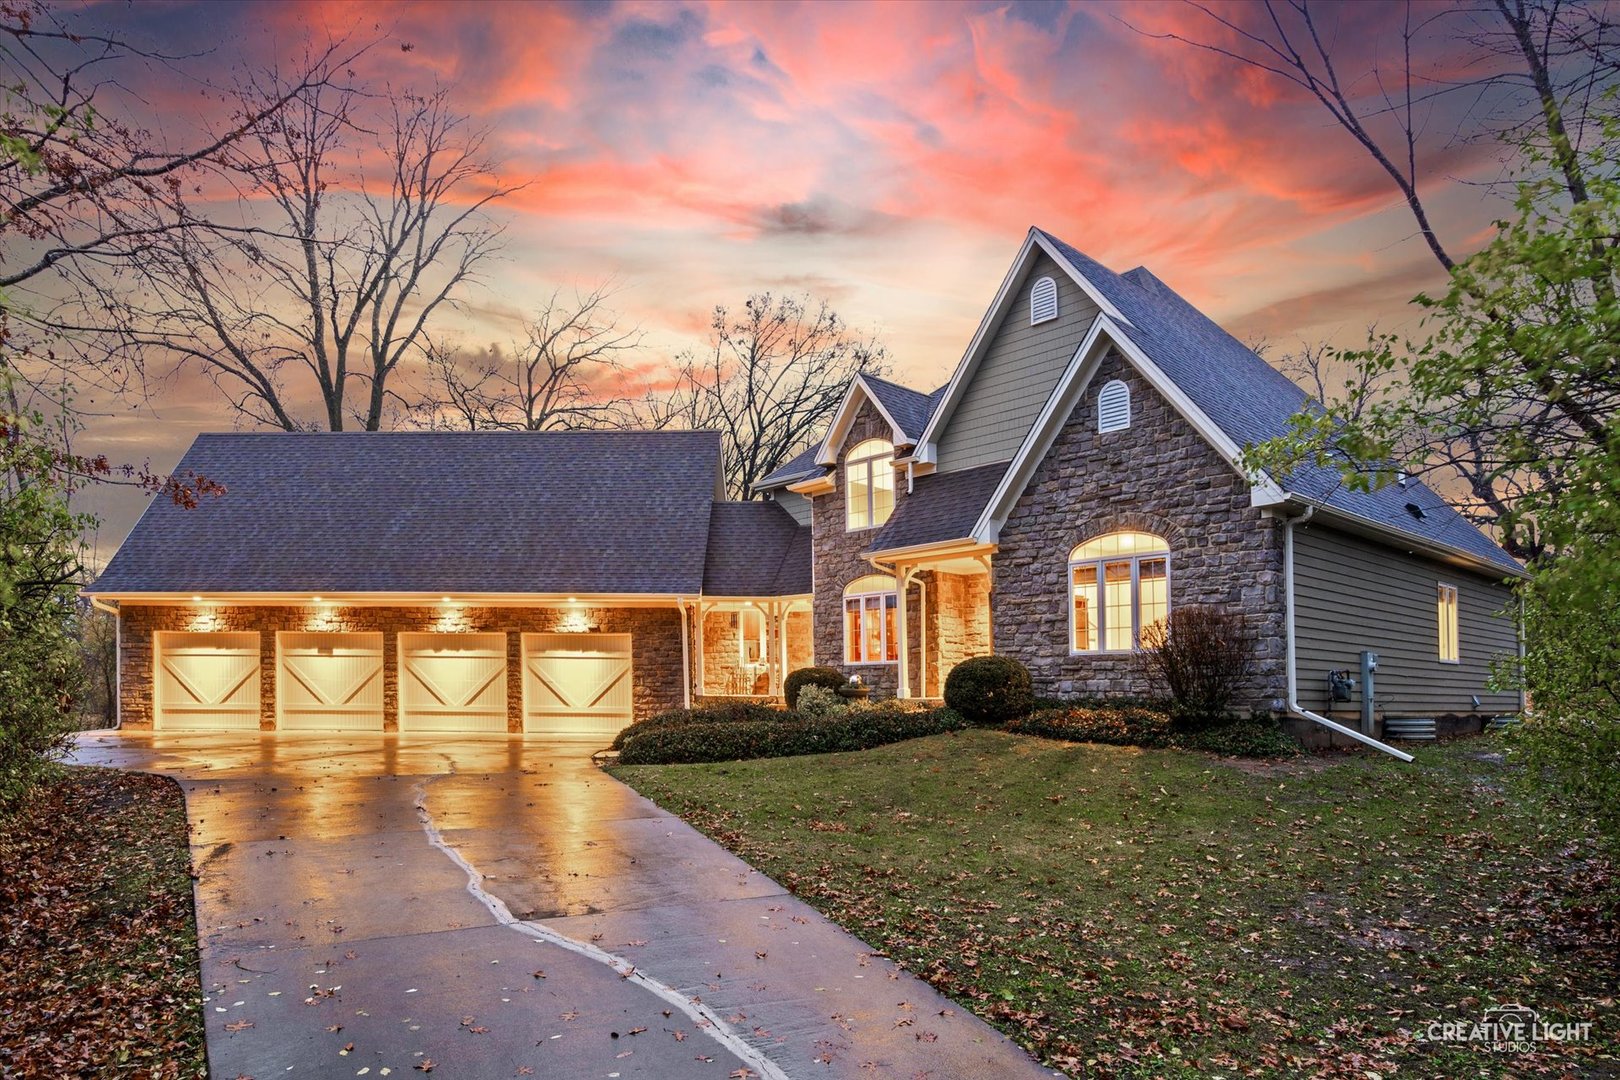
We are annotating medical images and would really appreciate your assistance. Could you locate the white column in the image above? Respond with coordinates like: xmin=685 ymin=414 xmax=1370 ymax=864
xmin=678 ymin=600 xmax=692 ymax=709
xmin=694 ymin=602 xmax=706 ymax=699
xmin=773 ymin=602 xmax=788 ymax=697
xmin=896 ymin=565 xmax=911 ymax=699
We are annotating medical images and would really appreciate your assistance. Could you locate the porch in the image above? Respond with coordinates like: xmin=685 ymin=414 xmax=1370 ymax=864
xmin=691 ymin=598 xmax=814 ymax=700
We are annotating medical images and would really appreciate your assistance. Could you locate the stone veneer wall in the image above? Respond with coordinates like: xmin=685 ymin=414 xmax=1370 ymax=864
xmin=809 ymin=401 xmax=923 ymax=699
xmin=700 ymin=609 xmax=766 ymax=696
xmin=993 ymin=350 xmax=1287 ymax=707
xmin=934 ymin=572 xmax=992 ymax=694
xmin=118 ymin=603 xmax=685 ymax=732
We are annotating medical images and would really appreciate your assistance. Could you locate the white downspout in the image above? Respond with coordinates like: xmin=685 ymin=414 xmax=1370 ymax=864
xmin=678 ymin=599 xmax=692 ymax=710
xmin=1283 ymin=507 xmax=1413 ymax=763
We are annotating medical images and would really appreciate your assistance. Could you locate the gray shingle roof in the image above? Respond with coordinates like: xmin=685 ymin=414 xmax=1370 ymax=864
xmin=864 ymin=463 xmax=1007 ymax=554
xmin=862 ymin=374 xmax=946 ymax=444
xmin=91 ymin=431 xmax=724 ymax=595
xmin=755 ymin=444 xmax=822 ymax=490
xmin=702 ymin=502 xmax=812 ymax=596
xmin=1040 ymin=230 xmax=1523 ymax=575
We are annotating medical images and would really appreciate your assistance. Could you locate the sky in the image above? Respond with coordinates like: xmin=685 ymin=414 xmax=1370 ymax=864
xmin=25 ymin=0 xmax=1536 ymax=558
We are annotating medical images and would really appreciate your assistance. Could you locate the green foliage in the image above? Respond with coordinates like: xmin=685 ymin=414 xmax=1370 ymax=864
xmin=942 ymin=656 xmax=1035 ymax=726
xmin=615 ymin=704 xmax=968 ymax=766
xmin=794 ymin=683 xmax=848 ymax=720
xmin=1137 ymin=606 xmax=1255 ymax=731
xmin=0 ymin=398 xmax=88 ymax=808
xmin=1008 ymin=704 xmax=1298 ymax=759
xmin=783 ymin=665 xmax=845 ymax=709
xmin=610 ymin=700 xmax=783 ymax=751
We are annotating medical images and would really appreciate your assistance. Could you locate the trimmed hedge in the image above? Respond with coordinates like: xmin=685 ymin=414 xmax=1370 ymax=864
xmin=611 ymin=700 xmax=783 ymax=751
xmin=616 ymin=705 xmax=969 ymax=765
xmin=943 ymin=656 xmax=1034 ymax=725
xmin=1007 ymin=705 xmax=1298 ymax=759
xmin=784 ymin=666 xmax=846 ymax=709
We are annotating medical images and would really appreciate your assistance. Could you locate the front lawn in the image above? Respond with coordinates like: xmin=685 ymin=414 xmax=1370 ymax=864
xmin=616 ymin=729 xmax=1618 ymax=1078
xmin=0 ymin=767 xmax=205 ymax=1078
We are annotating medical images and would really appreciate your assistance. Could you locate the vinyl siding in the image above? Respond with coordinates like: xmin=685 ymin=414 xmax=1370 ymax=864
xmin=936 ymin=253 xmax=1101 ymax=473
xmin=1293 ymin=524 xmax=1521 ymax=715
xmin=769 ymin=489 xmax=811 ymax=526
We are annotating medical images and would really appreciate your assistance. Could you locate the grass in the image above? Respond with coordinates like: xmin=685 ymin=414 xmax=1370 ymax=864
xmin=0 ymin=766 xmax=206 ymax=1078
xmin=616 ymin=729 xmax=1618 ymax=1078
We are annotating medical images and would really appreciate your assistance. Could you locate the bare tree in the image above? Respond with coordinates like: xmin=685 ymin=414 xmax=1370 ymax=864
xmin=411 ymin=285 xmax=642 ymax=430
xmin=130 ymin=65 xmax=516 ymax=431
xmin=634 ymin=293 xmax=887 ymax=500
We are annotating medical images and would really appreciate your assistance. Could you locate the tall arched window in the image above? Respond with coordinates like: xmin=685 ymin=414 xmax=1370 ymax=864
xmin=845 ymin=438 xmax=895 ymax=531
xmin=1069 ymin=531 xmax=1169 ymax=652
xmin=843 ymin=573 xmax=898 ymax=664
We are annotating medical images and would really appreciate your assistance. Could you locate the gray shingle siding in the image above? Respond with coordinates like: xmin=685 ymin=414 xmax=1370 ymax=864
xmin=936 ymin=251 xmax=1102 ymax=473
xmin=1292 ymin=524 xmax=1521 ymax=716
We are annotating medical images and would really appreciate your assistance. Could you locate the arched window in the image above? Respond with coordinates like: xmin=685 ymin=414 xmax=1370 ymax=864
xmin=843 ymin=574 xmax=898 ymax=665
xmin=845 ymin=438 xmax=895 ymax=531
xmin=1030 ymin=275 xmax=1059 ymax=325
xmin=1097 ymin=379 xmax=1131 ymax=433
xmin=1069 ymin=531 xmax=1169 ymax=652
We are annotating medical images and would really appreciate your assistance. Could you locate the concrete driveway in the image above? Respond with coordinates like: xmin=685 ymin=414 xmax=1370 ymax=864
xmin=73 ymin=731 xmax=1059 ymax=1080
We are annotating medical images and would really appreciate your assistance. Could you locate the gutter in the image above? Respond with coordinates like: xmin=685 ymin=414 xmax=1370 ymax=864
xmin=1282 ymin=507 xmax=1413 ymax=763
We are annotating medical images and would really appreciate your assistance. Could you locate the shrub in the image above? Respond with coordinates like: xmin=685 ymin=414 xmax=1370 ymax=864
xmin=616 ymin=705 xmax=969 ymax=765
xmin=943 ymin=656 xmax=1034 ymax=726
xmin=611 ymin=700 xmax=782 ymax=750
xmin=1137 ymin=606 xmax=1254 ymax=731
xmin=1177 ymin=717 xmax=1299 ymax=758
xmin=1008 ymin=705 xmax=1175 ymax=748
xmin=795 ymin=684 xmax=847 ymax=719
xmin=784 ymin=666 xmax=846 ymax=709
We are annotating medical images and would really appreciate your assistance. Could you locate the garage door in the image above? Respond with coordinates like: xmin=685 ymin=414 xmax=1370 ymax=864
xmin=398 ymin=633 xmax=509 ymax=733
xmin=277 ymin=632 xmax=384 ymax=731
xmin=153 ymin=632 xmax=261 ymax=730
xmin=522 ymin=633 xmax=632 ymax=737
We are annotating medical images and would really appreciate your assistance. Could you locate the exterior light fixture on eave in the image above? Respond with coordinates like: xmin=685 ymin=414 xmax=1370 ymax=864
xmin=312 ymin=596 xmax=324 ymax=604
xmin=441 ymin=595 xmax=452 ymax=604
xmin=191 ymin=595 xmax=202 ymax=603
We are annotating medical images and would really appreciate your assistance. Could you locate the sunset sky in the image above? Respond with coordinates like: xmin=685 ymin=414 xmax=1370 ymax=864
xmin=44 ymin=0 xmax=1529 ymax=556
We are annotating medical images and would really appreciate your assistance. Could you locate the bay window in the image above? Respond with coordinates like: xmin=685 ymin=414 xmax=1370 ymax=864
xmin=1069 ymin=531 xmax=1170 ymax=652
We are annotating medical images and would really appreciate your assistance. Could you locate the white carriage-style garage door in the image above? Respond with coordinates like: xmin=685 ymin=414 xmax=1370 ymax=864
xmin=398 ymin=632 xmax=510 ymax=733
xmin=276 ymin=632 xmax=385 ymax=731
xmin=522 ymin=633 xmax=633 ymax=738
xmin=153 ymin=631 xmax=262 ymax=731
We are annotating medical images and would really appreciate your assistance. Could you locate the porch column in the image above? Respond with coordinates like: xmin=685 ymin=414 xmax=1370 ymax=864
xmin=678 ymin=600 xmax=692 ymax=709
xmin=896 ymin=564 xmax=911 ymax=699
xmin=773 ymin=602 xmax=788 ymax=698
xmin=694 ymin=601 xmax=706 ymax=699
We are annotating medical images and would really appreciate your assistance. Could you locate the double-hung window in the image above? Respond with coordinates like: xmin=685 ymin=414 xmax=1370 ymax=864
xmin=843 ymin=574 xmax=898 ymax=664
xmin=845 ymin=439 xmax=895 ymax=531
xmin=1069 ymin=531 xmax=1170 ymax=652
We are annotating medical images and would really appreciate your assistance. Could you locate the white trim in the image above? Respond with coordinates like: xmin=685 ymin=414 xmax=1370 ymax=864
xmin=1029 ymin=275 xmax=1059 ymax=325
xmin=841 ymin=583 xmax=899 ymax=666
xmin=814 ymin=374 xmax=913 ymax=467
xmin=1437 ymin=581 xmax=1461 ymax=663
xmin=1253 ymin=495 xmax=1530 ymax=581
xmin=1066 ymin=537 xmax=1171 ymax=654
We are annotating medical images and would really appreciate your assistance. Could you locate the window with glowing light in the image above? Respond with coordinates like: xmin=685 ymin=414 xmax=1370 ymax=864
xmin=739 ymin=607 xmax=767 ymax=665
xmin=844 ymin=438 xmax=896 ymax=531
xmin=842 ymin=574 xmax=898 ymax=664
xmin=1068 ymin=531 xmax=1170 ymax=652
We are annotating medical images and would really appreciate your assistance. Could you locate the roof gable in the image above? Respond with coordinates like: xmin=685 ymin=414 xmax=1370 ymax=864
xmin=811 ymin=373 xmax=941 ymax=468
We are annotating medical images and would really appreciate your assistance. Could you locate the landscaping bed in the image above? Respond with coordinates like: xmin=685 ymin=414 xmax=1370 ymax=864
xmin=616 ymin=729 xmax=1618 ymax=1078
xmin=0 ymin=767 xmax=205 ymax=1078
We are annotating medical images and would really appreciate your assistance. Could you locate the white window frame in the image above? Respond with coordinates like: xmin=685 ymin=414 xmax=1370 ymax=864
xmin=1067 ymin=538 xmax=1171 ymax=655
xmin=844 ymin=438 xmax=896 ymax=532
xmin=738 ymin=607 xmax=767 ymax=666
xmin=843 ymin=587 xmax=898 ymax=666
xmin=1098 ymin=379 xmax=1131 ymax=433
xmin=1030 ymin=275 xmax=1059 ymax=325
xmin=1437 ymin=583 xmax=1460 ymax=663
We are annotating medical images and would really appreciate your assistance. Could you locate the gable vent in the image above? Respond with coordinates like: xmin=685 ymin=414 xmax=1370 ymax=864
xmin=1030 ymin=275 xmax=1059 ymax=325
xmin=1097 ymin=379 xmax=1131 ymax=433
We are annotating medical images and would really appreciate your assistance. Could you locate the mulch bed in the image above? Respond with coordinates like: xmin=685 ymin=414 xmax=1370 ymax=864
xmin=0 ymin=767 xmax=205 ymax=1078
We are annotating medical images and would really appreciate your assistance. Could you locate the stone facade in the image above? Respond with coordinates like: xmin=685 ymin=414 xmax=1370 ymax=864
xmin=118 ymin=602 xmax=686 ymax=731
xmin=992 ymin=350 xmax=1287 ymax=707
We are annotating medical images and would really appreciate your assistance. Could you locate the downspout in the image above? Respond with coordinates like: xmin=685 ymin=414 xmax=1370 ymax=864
xmin=678 ymin=599 xmax=692 ymax=710
xmin=1283 ymin=507 xmax=1413 ymax=762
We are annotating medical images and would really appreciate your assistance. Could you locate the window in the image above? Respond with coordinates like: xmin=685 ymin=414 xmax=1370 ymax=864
xmin=1098 ymin=379 xmax=1131 ymax=433
xmin=1437 ymin=584 xmax=1459 ymax=662
xmin=739 ymin=607 xmax=766 ymax=665
xmin=845 ymin=438 xmax=895 ymax=531
xmin=1069 ymin=531 xmax=1170 ymax=652
xmin=843 ymin=574 xmax=899 ymax=664
xmin=1030 ymin=275 xmax=1059 ymax=324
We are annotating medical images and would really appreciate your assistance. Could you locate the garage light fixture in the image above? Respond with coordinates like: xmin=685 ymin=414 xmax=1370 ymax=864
xmin=441 ymin=595 xmax=452 ymax=604
xmin=312 ymin=596 xmax=324 ymax=604
xmin=191 ymin=595 xmax=202 ymax=603
xmin=568 ymin=596 xmax=578 ymax=604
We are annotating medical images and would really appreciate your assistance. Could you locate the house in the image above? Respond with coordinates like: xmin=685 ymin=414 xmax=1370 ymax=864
xmin=89 ymin=228 xmax=1524 ymax=742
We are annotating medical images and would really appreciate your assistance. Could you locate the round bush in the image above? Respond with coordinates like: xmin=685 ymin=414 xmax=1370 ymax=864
xmin=943 ymin=656 xmax=1034 ymax=725
xmin=784 ymin=665 xmax=845 ymax=709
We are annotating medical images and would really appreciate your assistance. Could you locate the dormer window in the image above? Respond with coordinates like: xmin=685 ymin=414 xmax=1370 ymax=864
xmin=1030 ymin=275 xmax=1058 ymax=325
xmin=1098 ymin=379 xmax=1130 ymax=433
xmin=845 ymin=438 xmax=895 ymax=531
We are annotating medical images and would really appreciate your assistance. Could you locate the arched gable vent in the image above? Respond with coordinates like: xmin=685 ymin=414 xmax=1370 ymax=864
xmin=1097 ymin=379 xmax=1131 ymax=433
xmin=1029 ymin=275 xmax=1059 ymax=325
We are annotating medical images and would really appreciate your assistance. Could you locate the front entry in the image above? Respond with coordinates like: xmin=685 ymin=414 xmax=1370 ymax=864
xmin=522 ymin=633 xmax=633 ymax=738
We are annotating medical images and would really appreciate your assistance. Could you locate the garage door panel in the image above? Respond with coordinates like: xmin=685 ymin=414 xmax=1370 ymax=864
xmin=154 ymin=632 xmax=261 ymax=731
xmin=278 ymin=632 xmax=384 ymax=731
xmin=523 ymin=633 xmax=632 ymax=737
xmin=399 ymin=633 xmax=508 ymax=733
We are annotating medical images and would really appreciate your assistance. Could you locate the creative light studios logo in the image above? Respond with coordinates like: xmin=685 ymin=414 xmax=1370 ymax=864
xmin=1422 ymin=1003 xmax=1593 ymax=1052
